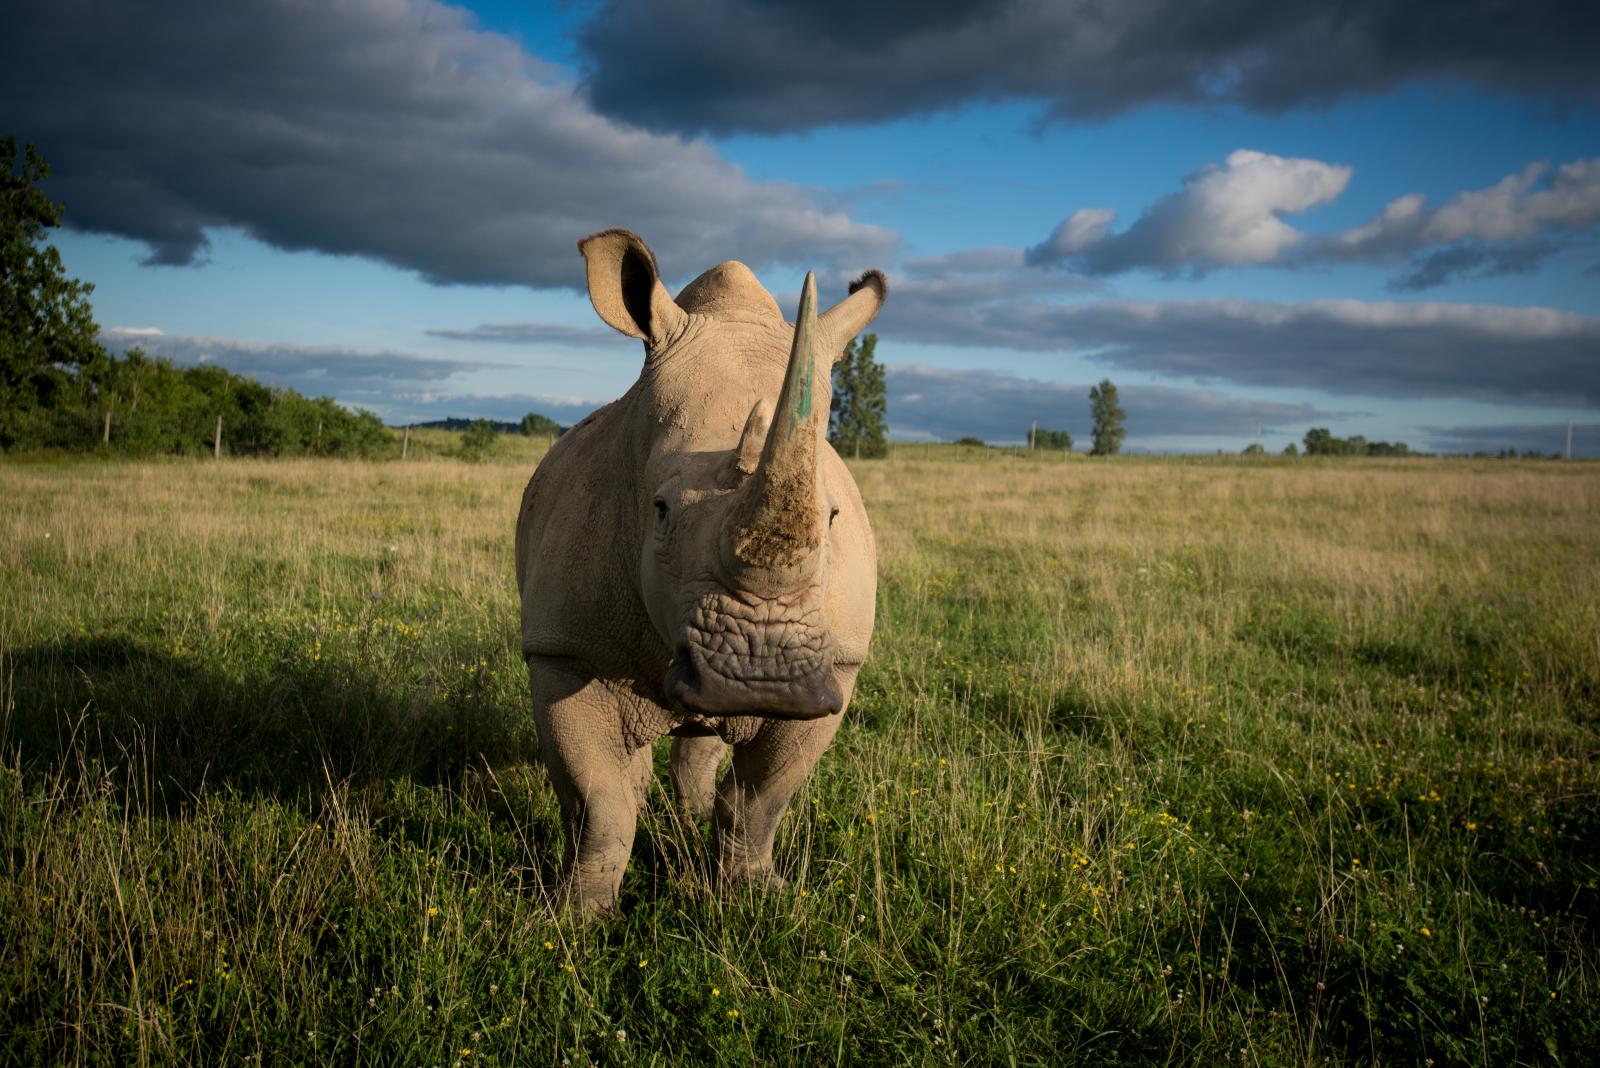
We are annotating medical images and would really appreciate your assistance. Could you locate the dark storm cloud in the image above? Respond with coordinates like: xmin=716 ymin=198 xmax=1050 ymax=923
xmin=867 ymin=294 xmax=1600 ymax=408
xmin=1386 ymin=241 xmax=1556 ymax=291
xmin=575 ymin=0 xmax=1600 ymax=135
xmin=100 ymin=328 xmax=504 ymax=394
xmin=885 ymin=365 xmax=1332 ymax=444
xmin=1 ymin=0 xmax=893 ymax=287
xmin=100 ymin=328 xmax=609 ymax=425
xmin=1420 ymin=423 xmax=1599 ymax=457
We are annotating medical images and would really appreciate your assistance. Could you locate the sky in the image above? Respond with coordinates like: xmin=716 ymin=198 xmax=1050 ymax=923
xmin=4 ymin=0 xmax=1599 ymax=454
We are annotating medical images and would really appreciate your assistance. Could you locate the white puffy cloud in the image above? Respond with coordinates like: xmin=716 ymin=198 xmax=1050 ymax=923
xmin=1029 ymin=150 xmax=1353 ymax=274
xmin=99 ymin=327 xmax=602 ymax=423
xmin=1325 ymin=157 xmax=1600 ymax=282
xmin=1025 ymin=209 xmax=1116 ymax=265
xmin=1034 ymin=151 xmax=1600 ymax=287
xmin=99 ymin=328 xmax=504 ymax=390
xmin=424 ymin=323 xmax=624 ymax=348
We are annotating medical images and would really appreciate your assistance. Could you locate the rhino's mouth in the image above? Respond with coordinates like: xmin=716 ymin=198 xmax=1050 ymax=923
xmin=663 ymin=593 xmax=842 ymax=719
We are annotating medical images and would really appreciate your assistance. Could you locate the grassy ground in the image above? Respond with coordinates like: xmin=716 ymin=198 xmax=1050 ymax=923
xmin=1 ymin=443 xmax=1596 ymax=1066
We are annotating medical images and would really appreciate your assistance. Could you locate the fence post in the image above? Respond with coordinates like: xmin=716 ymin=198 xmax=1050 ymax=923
xmin=213 ymin=415 xmax=223 ymax=459
xmin=401 ymin=425 xmax=410 ymax=459
xmin=103 ymin=410 xmax=111 ymax=444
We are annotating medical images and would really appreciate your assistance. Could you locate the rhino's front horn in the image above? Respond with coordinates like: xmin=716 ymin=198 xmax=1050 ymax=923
xmin=722 ymin=272 xmax=824 ymax=596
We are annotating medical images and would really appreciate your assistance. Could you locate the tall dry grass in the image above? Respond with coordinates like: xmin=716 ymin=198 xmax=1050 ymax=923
xmin=1 ymin=447 xmax=1597 ymax=1065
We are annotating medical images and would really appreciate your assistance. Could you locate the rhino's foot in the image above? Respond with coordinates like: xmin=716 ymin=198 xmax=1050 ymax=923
xmin=717 ymin=863 xmax=785 ymax=893
xmin=558 ymin=878 xmax=623 ymax=916
xmin=558 ymin=856 xmax=631 ymax=915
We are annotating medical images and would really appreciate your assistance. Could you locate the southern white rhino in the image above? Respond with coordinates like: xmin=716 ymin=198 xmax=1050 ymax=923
xmin=515 ymin=229 xmax=887 ymax=910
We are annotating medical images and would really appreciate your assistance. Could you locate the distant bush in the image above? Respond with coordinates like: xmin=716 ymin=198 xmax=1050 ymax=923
xmin=1303 ymin=427 xmax=1411 ymax=457
xmin=1031 ymin=428 xmax=1073 ymax=451
xmin=520 ymin=411 xmax=560 ymax=437
xmin=456 ymin=419 xmax=498 ymax=462
xmin=955 ymin=435 xmax=986 ymax=447
xmin=1242 ymin=442 xmax=1265 ymax=455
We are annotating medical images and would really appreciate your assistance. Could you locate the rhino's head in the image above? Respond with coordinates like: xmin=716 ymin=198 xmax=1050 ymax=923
xmin=578 ymin=229 xmax=886 ymax=720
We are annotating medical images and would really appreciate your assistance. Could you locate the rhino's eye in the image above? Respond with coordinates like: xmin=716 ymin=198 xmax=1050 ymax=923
xmin=828 ymin=504 xmax=840 ymax=527
xmin=653 ymin=497 xmax=670 ymax=532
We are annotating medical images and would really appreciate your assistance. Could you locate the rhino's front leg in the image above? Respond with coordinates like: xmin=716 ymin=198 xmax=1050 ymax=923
xmin=715 ymin=714 xmax=842 ymax=887
xmin=670 ymin=734 xmax=725 ymax=821
xmin=528 ymin=657 xmax=644 ymax=911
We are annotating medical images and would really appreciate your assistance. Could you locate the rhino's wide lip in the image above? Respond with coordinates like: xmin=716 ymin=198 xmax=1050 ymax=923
xmin=664 ymin=644 xmax=842 ymax=720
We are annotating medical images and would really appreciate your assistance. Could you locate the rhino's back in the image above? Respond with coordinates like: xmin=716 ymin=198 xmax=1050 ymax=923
xmin=516 ymin=398 xmax=656 ymax=674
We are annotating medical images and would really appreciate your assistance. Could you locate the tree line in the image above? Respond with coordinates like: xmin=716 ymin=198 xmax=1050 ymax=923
xmin=12 ymin=347 xmax=395 ymax=456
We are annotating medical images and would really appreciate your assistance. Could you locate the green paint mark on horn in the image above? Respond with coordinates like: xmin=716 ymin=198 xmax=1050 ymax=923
xmin=787 ymin=272 xmax=817 ymax=433
xmin=791 ymin=347 xmax=814 ymax=427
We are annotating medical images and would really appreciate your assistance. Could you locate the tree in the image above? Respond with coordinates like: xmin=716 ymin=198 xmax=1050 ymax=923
xmin=2 ymin=138 xmax=103 ymax=448
xmin=1242 ymin=442 xmax=1265 ymax=455
xmin=1088 ymin=379 xmax=1126 ymax=456
xmin=829 ymin=332 xmax=887 ymax=458
xmin=1303 ymin=427 xmax=1334 ymax=455
xmin=519 ymin=411 xmax=559 ymax=437
xmin=829 ymin=333 xmax=887 ymax=459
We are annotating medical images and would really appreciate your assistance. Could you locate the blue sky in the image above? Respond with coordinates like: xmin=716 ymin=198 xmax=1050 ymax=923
xmin=6 ymin=0 xmax=1599 ymax=454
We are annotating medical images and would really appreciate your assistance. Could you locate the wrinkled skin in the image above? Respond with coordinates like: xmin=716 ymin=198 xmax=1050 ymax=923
xmin=515 ymin=230 xmax=886 ymax=910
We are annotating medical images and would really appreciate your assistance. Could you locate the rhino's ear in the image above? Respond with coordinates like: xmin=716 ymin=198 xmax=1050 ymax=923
xmin=577 ymin=229 xmax=688 ymax=349
xmin=819 ymin=269 xmax=888 ymax=359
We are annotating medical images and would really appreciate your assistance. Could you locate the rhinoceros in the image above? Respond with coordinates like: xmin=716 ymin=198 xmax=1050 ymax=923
xmin=515 ymin=229 xmax=887 ymax=910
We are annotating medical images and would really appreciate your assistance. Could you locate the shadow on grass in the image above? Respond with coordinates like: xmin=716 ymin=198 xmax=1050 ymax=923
xmin=1 ymin=635 xmax=539 ymax=810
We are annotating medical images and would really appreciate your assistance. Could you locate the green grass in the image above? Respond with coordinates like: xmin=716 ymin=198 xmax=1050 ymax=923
xmin=1 ymin=448 xmax=1597 ymax=1065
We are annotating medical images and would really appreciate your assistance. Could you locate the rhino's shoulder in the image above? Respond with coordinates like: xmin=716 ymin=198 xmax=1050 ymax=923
xmin=516 ymin=391 xmax=654 ymax=669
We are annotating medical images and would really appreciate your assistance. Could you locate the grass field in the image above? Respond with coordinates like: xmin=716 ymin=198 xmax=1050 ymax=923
xmin=2 ymin=440 xmax=1597 ymax=1065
